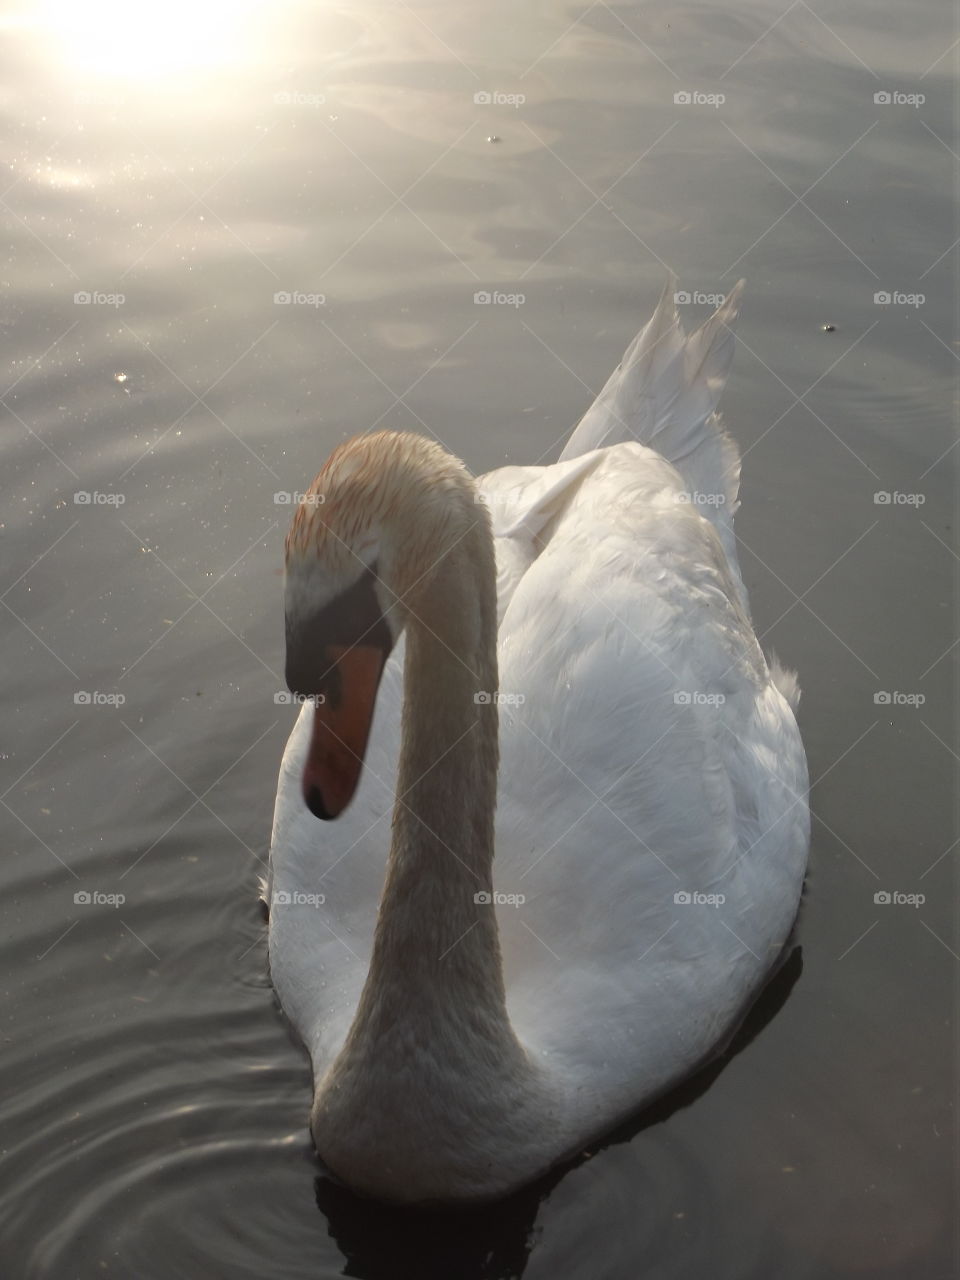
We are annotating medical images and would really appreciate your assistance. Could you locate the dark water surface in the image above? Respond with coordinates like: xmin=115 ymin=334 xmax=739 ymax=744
xmin=1 ymin=1 xmax=956 ymax=1276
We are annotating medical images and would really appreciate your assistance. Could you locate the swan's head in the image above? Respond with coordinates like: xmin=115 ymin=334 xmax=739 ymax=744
xmin=283 ymin=430 xmax=484 ymax=820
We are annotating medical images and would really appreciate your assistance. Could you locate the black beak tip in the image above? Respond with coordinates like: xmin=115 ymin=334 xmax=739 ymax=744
xmin=304 ymin=782 xmax=334 ymax=821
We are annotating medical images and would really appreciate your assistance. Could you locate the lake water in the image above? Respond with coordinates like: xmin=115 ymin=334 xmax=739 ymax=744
xmin=0 ymin=1 xmax=956 ymax=1276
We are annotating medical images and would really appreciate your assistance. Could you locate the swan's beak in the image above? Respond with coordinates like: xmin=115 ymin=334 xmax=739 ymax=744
xmin=285 ymin=568 xmax=393 ymax=820
xmin=300 ymin=644 xmax=388 ymax=819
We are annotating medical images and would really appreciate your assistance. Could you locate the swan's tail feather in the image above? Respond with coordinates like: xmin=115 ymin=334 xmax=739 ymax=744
xmin=769 ymin=655 xmax=801 ymax=711
xmin=559 ymin=274 xmax=744 ymax=466
xmin=559 ymin=274 xmax=746 ymax=584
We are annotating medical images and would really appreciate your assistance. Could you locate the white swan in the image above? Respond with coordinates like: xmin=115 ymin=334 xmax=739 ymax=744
xmin=266 ymin=278 xmax=809 ymax=1204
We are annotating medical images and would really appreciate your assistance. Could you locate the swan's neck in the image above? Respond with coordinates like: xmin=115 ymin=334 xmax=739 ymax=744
xmin=347 ymin=523 xmax=516 ymax=1048
xmin=311 ymin=478 xmax=565 ymax=1201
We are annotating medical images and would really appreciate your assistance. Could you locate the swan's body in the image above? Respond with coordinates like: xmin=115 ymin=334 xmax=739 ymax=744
xmin=267 ymin=279 xmax=809 ymax=1203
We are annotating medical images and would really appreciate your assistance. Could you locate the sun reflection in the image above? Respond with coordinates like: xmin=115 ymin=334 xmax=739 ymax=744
xmin=36 ymin=0 xmax=267 ymax=81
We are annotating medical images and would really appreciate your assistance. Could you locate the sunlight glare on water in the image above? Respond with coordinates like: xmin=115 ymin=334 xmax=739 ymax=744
xmin=26 ymin=0 xmax=274 ymax=81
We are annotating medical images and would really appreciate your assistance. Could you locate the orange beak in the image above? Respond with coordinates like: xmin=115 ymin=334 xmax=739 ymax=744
xmin=284 ymin=564 xmax=393 ymax=819
xmin=301 ymin=643 xmax=388 ymax=819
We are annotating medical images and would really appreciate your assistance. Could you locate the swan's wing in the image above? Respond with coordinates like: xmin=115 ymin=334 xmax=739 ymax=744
xmin=477 ymin=452 xmax=604 ymax=619
xmin=490 ymin=442 xmax=808 ymax=1114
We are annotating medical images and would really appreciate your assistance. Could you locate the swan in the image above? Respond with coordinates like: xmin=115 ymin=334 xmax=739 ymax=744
xmin=266 ymin=277 xmax=810 ymax=1204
